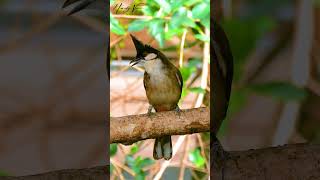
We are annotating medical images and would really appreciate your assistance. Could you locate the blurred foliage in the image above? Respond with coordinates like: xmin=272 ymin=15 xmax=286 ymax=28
xmin=188 ymin=147 xmax=205 ymax=168
xmin=314 ymin=0 xmax=320 ymax=6
xmin=248 ymin=82 xmax=307 ymax=102
xmin=217 ymin=1 xmax=312 ymax=137
xmin=111 ymin=0 xmax=210 ymax=47
xmin=124 ymin=144 xmax=154 ymax=179
xmin=0 ymin=170 xmax=9 ymax=177
xmin=110 ymin=143 xmax=118 ymax=157
xmin=222 ymin=17 xmax=276 ymax=81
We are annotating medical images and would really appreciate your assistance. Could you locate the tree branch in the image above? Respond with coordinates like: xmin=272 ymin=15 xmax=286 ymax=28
xmin=1 ymin=144 xmax=319 ymax=179
xmin=212 ymin=143 xmax=320 ymax=179
xmin=0 ymin=166 xmax=108 ymax=180
xmin=110 ymin=107 xmax=209 ymax=144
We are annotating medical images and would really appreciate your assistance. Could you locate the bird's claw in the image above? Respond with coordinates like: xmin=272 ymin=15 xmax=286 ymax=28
xmin=147 ymin=105 xmax=155 ymax=118
xmin=174 ymin=106 xmax=182 ymax=117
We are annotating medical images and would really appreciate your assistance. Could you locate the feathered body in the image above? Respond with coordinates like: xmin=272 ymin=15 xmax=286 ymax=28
xmin=130 ymin=35 xmax=183 ymax=160
xmin=143 ymin=55 xmax=182 ymax=112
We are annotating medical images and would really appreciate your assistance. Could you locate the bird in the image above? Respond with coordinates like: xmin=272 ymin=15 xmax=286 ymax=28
xmin=129 ymin=34 xmax=183 ymax=160
xmin=62 ymin=0 xmax=106 ymax=15
xmin=211 ymin=19 xmax=234 ymax=179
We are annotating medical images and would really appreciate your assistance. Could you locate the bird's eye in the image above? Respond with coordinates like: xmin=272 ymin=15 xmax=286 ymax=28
xmin=144 ymin=53 xmax=157 ymax=61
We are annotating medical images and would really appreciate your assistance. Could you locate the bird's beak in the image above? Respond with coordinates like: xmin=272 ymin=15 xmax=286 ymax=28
xmin=129 ymin=57 xmax=143 ymax=67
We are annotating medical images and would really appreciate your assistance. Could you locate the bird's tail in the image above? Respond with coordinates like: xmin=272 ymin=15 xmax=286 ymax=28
xmin=153 ymin=135 xmax=172 ymax=160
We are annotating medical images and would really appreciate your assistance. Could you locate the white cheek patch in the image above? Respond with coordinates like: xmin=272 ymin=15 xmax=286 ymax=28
xmin=144 ymin=53 xmax=157 ymax=61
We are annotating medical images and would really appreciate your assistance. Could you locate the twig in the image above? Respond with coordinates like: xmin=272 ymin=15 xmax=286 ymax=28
xmin=178 ymin=136 xmax=190 ymax=180
xmin=111 ymin=163 xmax=125 ymax=180
xmin=110 ymin=158 xmax=135 ymax=176
xmin=195 ymin=28 xmax=210 ymax=107
xmin=272 ymin=0 xmax=313 ymax=146
xmin=196 ymin=134 xmax=209 ymax=173
xmin=179 ymin=29 xmax=188 ymax=67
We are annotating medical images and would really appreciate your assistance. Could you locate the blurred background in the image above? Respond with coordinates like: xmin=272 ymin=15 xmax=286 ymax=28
xmin=0 ymin=0 xmax=107 ymax=176
xmin=110 ymin=0 xmax=320 ymax=179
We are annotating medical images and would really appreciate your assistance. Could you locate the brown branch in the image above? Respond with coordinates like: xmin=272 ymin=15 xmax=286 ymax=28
xmin=2 ymin=143 xmax=320 ymax=179
xmin=1 ymin=166 xmax=108 ymax=180
xmin=212 ymin=143 xmax=320 ymax=179
xmin=110 ymin=107 xmax=209 ymax=144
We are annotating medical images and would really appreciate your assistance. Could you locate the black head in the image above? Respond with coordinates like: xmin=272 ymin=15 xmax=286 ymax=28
xmin=130 ymin=34 xmax=160 ymax=66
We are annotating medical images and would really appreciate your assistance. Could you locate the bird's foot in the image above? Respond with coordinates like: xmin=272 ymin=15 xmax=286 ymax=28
xmin=212 ymin=136 xmax=229 ymax=180
xmin=174 ymin=106 xmax=182 ymax=117
xmin=147 ymin=105 xmax=156 ymax=118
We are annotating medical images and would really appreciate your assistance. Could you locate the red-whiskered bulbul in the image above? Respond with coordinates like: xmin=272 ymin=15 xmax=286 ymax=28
xmin=129 ymin=35 xmax=183 ymax=160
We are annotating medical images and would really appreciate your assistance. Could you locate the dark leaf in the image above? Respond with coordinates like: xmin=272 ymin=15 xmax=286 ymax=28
xmin=110 ymin=144 xmax=118 ymax=157
xmin=249 ymin=82 xmax=307 ymax=101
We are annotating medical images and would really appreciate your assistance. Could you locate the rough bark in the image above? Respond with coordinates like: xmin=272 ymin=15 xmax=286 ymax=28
xmin=1 ymin=144 xmax=320 ymax=179
xmin=212 ymin=143 xmax=320 ymax=180
xmin=0 ymin=166 xmax=108 ymax=180
xmin=110 ymin=107 xmax=209 ymax=144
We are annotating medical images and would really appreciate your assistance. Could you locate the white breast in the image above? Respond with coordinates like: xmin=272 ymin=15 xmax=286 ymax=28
xmin=144 ymin=59 xmax=166 ymax=81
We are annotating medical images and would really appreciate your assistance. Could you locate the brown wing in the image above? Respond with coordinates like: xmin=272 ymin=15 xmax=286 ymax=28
xmin=143 ymin=71 xmax=150 ymax=92
xmin=175 ymin=69 xmax=183 ymax=92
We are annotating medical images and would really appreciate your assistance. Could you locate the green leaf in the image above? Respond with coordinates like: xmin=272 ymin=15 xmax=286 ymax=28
xmin=135 ymin=171 xmax=146 ymax=180
xmin=142 ymin=6 xmax=155 ymax=16
xmin=148 ymin=18 xmax=164 ymax=36
xmin=128 ymin=20 xmax=147 ymax=32
xmin=192 ymin=3 xmax=210 ymax=20
xmin=188 ymin=148 xmax=205 ymax=167
xmin=169 ymin=7 xmax=187 ymax=29
xmin=125 ymin=155 xmax=135 ymax=167
xmin=249 ymin=82 xmax=307 ymax=101
xmin=110 ymin=164 xmax=114 ymax=173
xmin=183 ymin=0 xmax=201 ymax=6
xmin=179 ymin=67 xmax=195 ymax=82
xmin=110 ymin=144 xmax=118 ymax=157
xmin=130 ymin=144 xmax=139 ymax=154
xmin=154 ymin=32 xmax=165 ymax=47
xmin=147 ymin=18 xmax=165 ymax=47
xmin=182 ymin=16 xmax=197 ymax=28
xmin=201 ymin=17 xmax=210 ymax=28
xmin=154 ymin=0 xmax=171 ymax=14
xmin=165 ymin=28 xmax=184 ymax=39
xmin=180 ymin=87 xmax=189 ymax=100
xmin=138 ymin=158 xmax=154 ymax=168
xmin=171 ymin=0 xmax=184 ymax=11
xmin=194 ymin=34 xmax=210 ymax=42
xmin=110 ymin=15 xmax=126 ymax=35
xmin=189 ymin=87 xmax=206 ymax=94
